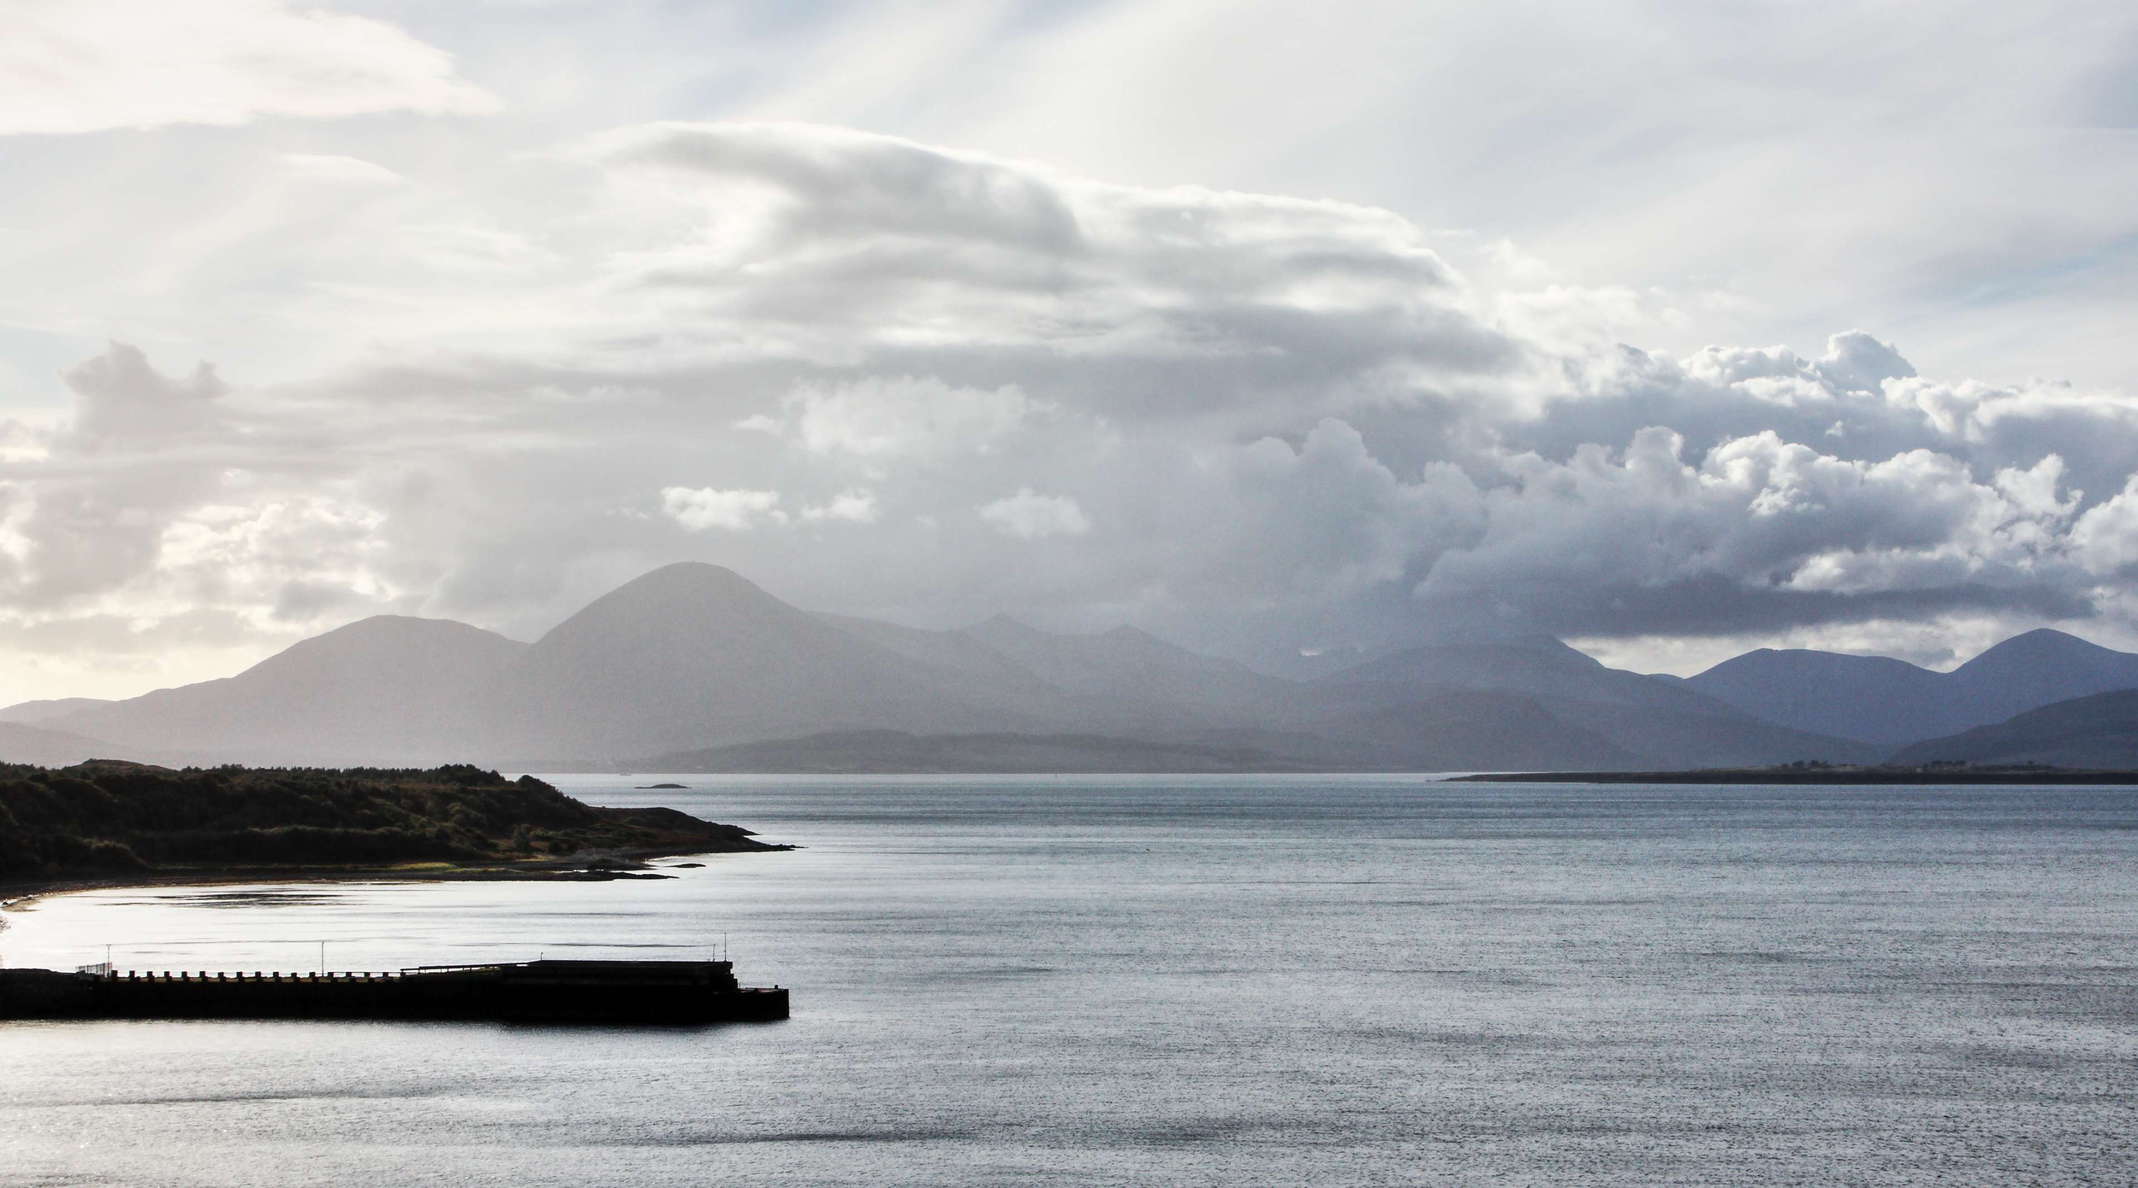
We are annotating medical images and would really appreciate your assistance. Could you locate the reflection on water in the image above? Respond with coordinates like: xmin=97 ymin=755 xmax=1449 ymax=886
xmin=4 ymin=776 xmax=2138 ymax=1185
xmin=142 ymin=890 xmax=349 ymax=910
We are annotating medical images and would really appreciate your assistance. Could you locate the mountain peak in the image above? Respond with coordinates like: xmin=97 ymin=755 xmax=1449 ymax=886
xmin=1694 ymin=646 xmax=1933 ymax=682
xmin=1976 ymin=626 xmax=2091 ymax=651
xmin=313 ymin=613 xmax=496 ymax=639
xmin=510 ymin=562 xmax=1022 ymax=757
xmin=1956 ymin=628 xmax=2123 ymax=674
xmin=611 ymin=561 xmax=763 ymax=598
xmin=270 ymin=615 xmax=526 ymax=665
xmin=535 ymin=563 xmax=807 ymax=655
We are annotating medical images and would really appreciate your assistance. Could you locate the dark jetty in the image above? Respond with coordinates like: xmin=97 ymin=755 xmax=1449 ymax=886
xmin=0 ymin=959 xmax=787 ymax=1025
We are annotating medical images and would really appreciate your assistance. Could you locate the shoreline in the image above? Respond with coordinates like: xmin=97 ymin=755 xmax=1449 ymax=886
xmin=0 ymin=846 xmax=768 ymax=944
xmin=0 ymin=764 xmax=797 ymax=954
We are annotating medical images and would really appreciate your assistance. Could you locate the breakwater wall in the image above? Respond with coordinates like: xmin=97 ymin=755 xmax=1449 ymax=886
xmin=0 ymin=959 xmax=787 ymax=1024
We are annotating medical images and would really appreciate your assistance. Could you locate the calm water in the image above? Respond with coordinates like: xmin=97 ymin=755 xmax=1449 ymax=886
xmin=5 ymin=776 xmax=2138 ymax=1185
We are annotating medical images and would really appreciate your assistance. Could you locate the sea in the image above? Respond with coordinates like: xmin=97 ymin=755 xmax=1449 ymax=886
xmin=4 ymin=775 xmax=2137 ymax=1186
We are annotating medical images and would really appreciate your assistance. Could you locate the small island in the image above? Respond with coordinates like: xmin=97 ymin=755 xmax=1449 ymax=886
xmin=0 ymin=760 xmax=788 ymax=899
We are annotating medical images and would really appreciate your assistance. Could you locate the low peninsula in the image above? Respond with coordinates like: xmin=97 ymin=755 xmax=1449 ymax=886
xmin=1452 ymin=762 xmax=2138 ymax=784
xmin=0 ymin=760 xmax=787 ymax=900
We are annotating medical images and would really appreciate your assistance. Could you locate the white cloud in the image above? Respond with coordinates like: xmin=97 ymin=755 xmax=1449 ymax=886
xmin=660 ymin=486 xmax=784 ymax=531
xmin=0 ymin=421 xmax=48 ymax=464
xmin=0 ymin=0 xmax=498 ymax=136
xmin=979 ymin=489 xmax=1090 ymax=539
xmin=802 ymin=489 xmax=879 ymax=524
xmin=63 ymin=341 xmax=226 ymax=450
xmin=787 ymin=376 xmax=1040 ymax=458
xmin=2070 ymin=477 xmax=2138 ymax=575
xmin=723 ymin=0 xmax=2138 ymax=392
xmin=278 ymin=153 xmax=407 ymax=187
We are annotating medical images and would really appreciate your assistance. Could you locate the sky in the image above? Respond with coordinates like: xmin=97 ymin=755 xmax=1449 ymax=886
xmin=2 ymin=0 xmax=2136 ymax=703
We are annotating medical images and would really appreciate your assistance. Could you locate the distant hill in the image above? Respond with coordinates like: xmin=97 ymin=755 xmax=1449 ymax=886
xmin=817 ymin=611 xmax=1306 ymax=733
xmin=1682 ymin=649 xmax=1955 ymax=745
xmin=1299 ymin=688 xmax=1641 ymax=771
xmin=1947 ymin=630 xmax=2138 ymax=717
xmin=956 ymin=616 xmax=1301 ymax=724
xmin=1324 ymin=635 xmax=1692 ymax=709
xmin=492 ymin=563 xmax=1040 ymax=762
xmin=0 ymin=697 xmax=112 ymax=725
xmin=1316 ymin=636 xmax=1881 ymax=768
xmin=1887 ymin=690 xmax=2138 ymax=768
xmin=1687 ymin=629 xmax=2138 ymax=745
xmin=46 ymin=616 xmax=527 ymax=766
xmin=0 ymin=561 xmax=1975 ymax=772
xmin=815 ymin=613 xmax=1060 ymax=691
xmin=0 ymin=721 xmax=141 ymax=768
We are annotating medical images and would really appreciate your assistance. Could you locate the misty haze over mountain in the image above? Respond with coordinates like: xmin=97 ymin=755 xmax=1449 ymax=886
xmin=12 ymin=562 xmax=2136 ymax=773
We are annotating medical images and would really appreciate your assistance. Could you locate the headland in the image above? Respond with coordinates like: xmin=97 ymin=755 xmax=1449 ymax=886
xmin=0 ymin=760 xmax=789 ymax=911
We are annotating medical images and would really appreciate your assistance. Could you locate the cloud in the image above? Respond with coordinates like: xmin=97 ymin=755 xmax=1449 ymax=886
xmin=785 ymin=376 xmax=1041 ymax=458
xmin=1410 ymin=426 xmax=2099 ymax=636
xmin=569 ymin=121 xmax=1507 ymax=403
xmin=0 ymin=342 xmax=420 ymax=698
xmin=0 ymin=0 xmax=498 ymax=136
xmin=62 ymin=341 xmax=227 ymax=450
xmin=802 ymin=489 xmax=879 ymax=524
xmin=6 ymin=344 xmax=235 ymax=602
xmin=979 ymin=489 xmax=1090 ymax=539
xmin=7 ymin=120 xmax=2138 ymax=698
xmin=661 ymin=486 xmax=785 ymax=531
xmin=2071 ymin=477 xmax=2138 ymax=575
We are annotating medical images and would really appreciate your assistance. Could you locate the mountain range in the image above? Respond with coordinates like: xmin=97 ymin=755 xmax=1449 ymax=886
xmin=7 ymin=562 xmax=2135 ymax=772
xmin=1679 ymin=629 xmax=2138 ymax=745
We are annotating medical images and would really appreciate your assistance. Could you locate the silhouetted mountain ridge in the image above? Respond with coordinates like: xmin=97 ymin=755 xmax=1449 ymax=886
xmin=1688 ymin=628 xmax=2138 ymax=745
xmin=1888 ymin=690 xmax=2138 ymax=768
xmin=48 ymin=616 xmax=526 ymax=765
xmin=13 ymin=562 xmax=2103 ymax=772
xmin=493 ymin=563 xmax=1040 ymax=760
xmin=0 ymin=697 xmax=111 ymax=725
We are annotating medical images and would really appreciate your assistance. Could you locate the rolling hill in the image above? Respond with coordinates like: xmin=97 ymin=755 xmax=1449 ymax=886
xmin=1686 ymin=629 xmax=2138 ymax=745
xmin=44 ymin=616 xmax=527 ymax=766
xmin=1887 ymin=690 xmax=2138 ymax=768
xmin=1317 ymin=636 xmax=1881 ymax=767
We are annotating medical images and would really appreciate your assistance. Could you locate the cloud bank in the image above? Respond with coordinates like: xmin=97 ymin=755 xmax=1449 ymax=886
xmin=2 ymin=121 xmax=2136 ymax=697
